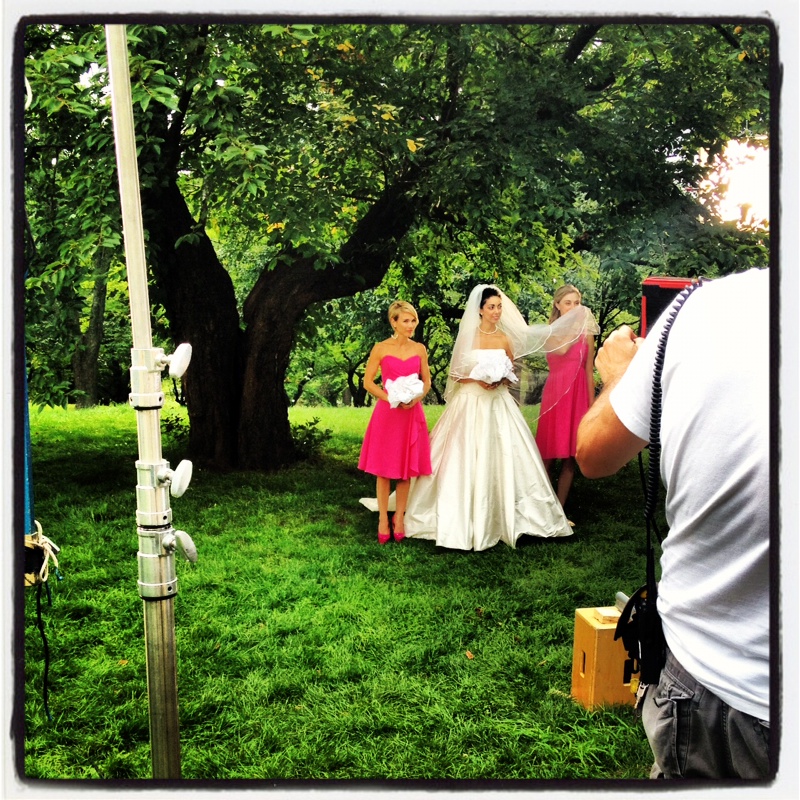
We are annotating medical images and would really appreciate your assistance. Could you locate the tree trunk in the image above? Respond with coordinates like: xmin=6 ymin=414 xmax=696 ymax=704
xmin=347 ymin=367 xmax=368 ymax=408
xmin=72 ymin=248 xmax=111 ymax=408
xmin=344 ymin=355 xmax=368 ymax=407
xmin=142 ymin=180 xmax=243 ymax=469
xmin=290 ymin=369 xmax=313 ymax=406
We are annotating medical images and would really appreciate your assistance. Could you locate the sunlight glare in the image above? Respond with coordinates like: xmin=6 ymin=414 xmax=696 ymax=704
xmin=697 ymin=140 xmax=770 ymax=229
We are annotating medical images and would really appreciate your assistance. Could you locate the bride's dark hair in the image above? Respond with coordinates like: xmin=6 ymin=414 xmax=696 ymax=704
xmin=479 ymin=286 xmax=501 ymax=308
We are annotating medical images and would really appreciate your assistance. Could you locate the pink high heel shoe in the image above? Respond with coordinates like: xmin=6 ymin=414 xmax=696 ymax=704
xmin=378 ymin=527 xmax=391 ymax=545
xmin=391 ymin=514 xmax=405 ymax=542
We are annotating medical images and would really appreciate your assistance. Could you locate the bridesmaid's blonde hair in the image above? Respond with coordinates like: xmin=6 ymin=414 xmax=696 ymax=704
xmin=549 ymin=284 xmax=581 ymax=323
xmin=388 ymin=300 xmax=418 ymax=324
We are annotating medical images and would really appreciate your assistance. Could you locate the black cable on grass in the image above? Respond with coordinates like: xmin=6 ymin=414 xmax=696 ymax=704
xmin=34 ymin=582 xmax=53 ymax=722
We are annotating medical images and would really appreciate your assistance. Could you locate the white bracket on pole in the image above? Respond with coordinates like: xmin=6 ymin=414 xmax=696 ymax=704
xmin=162 ymin=342 xmax=193 ymax=378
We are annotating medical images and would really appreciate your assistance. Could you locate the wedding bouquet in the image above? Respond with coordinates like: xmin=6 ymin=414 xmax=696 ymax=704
xmin=385 ymin=374 xmax=424 ymax=408
xmin=467 ymin=351 xmax=518 ymax=385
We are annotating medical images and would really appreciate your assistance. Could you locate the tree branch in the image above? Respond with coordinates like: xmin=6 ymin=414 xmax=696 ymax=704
xmin=713 ymin=24 xmax=743 ymax=52
xmin=713 ymin=24 xmax=753 ymax=64
xmin=563 ymin=25 xmax=603 ymax=65
xmin=164 ymin=25 xmax=210 ymax=172
xmin=243 ymin=165 xmax=421 ymax=326
xmin=439 ymin=29 xmax=467 ymax=128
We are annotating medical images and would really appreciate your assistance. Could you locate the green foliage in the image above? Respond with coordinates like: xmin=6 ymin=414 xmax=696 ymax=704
xmin=25 ymin=404 xmax=657 ymax=780
xmin=24 ymin=24 xmax=127 ymax=405
xmin=161 ymin=409 xmax=190 ymax=448
xmin=286 ymin=294 xmax=388 ymax=407
xmin=289 ymin=416 xmax=333 ymax=460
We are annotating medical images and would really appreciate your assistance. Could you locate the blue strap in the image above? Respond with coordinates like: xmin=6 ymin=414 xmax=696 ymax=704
xmin=24 ymin=357 xmax=35 ymax=536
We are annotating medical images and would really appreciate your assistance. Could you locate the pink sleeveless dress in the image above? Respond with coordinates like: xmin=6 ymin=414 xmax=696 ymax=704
xmin=535 ymin=336 xmax=591 ymax=460
xmin=358 ymin=354 xmax=432 ymax=480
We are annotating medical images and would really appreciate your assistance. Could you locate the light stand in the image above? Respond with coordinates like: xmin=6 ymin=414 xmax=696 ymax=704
xmin=105 ymin=24 xmax=196 ymax=780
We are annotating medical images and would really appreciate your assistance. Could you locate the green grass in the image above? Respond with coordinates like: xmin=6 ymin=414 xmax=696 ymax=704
xmin=23 ymin=401 xmax=656 ymax=782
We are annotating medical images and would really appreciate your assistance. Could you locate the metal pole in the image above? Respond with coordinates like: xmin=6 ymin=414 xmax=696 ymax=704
xmin=104 ymin=25 xmax=153 ymax=353
xmin=105 ymin=24 xmax=194 ymax=779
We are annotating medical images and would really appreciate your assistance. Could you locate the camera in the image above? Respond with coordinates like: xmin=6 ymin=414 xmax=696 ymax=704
xmin=615 ymin=582 xmax=667 ymax=687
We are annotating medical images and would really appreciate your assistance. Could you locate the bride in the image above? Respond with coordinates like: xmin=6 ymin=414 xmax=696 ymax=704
xmin=399 ymin=284 xmax=595 ymax=551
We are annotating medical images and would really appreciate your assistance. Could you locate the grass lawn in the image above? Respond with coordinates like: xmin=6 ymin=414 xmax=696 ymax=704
xmin=22 ymin=400 xmax=657 ymax=782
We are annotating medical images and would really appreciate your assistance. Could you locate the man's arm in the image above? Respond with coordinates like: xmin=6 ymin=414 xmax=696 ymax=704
xmin=576 ymin=326 xmax=649 ymax=478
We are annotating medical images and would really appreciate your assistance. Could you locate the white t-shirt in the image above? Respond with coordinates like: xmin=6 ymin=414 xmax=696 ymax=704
xmin=611 ymin=268 xmax=770 ymax=721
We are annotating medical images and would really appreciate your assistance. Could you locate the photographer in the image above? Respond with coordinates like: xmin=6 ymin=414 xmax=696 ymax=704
xmin=575 ymin=268 xmax=771 ymax=779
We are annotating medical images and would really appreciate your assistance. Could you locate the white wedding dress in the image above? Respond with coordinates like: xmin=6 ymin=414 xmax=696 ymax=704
xmin=404 ymin=349 xmax=573 ymax=551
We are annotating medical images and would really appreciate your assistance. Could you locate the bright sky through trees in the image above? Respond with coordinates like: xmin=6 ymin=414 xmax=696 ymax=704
xmin=697 ymin=140 xmax=770 ymax=229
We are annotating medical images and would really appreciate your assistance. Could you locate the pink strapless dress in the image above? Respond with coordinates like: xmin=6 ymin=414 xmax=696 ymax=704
xmin=535 ymin=336 xmax=591 ymax=460
xmin=358 ymin=354 xmax=432 ymax=480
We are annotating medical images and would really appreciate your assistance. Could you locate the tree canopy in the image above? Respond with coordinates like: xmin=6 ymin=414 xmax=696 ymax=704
xmin=22 ymin=20 xmax=771 ymax=469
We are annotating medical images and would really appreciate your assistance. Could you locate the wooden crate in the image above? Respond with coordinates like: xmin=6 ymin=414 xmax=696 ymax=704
xmin=570 ymin=607 xmax=635 ymax=709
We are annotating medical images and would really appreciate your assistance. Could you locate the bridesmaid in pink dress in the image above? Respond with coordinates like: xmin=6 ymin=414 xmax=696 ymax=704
xmin=535 ymin=285 xmax=596 ymax=521
xmin=358 ymin=301 xmax=432 ymax=544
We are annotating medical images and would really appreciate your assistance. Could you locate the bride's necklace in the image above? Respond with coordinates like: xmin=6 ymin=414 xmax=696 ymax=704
xmin=478 ymin=325 xmax=499 ymax=335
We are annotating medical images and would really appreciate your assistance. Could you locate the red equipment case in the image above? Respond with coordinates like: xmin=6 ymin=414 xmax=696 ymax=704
xmin=640 ymin=276 xmax=694 ymax=336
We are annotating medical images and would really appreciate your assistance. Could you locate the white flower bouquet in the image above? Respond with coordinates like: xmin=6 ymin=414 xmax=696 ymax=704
xmin=467 ymin=351 xmax=518 ymax=385
xmin=385 ymin=374 xmax=424 ymax=408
